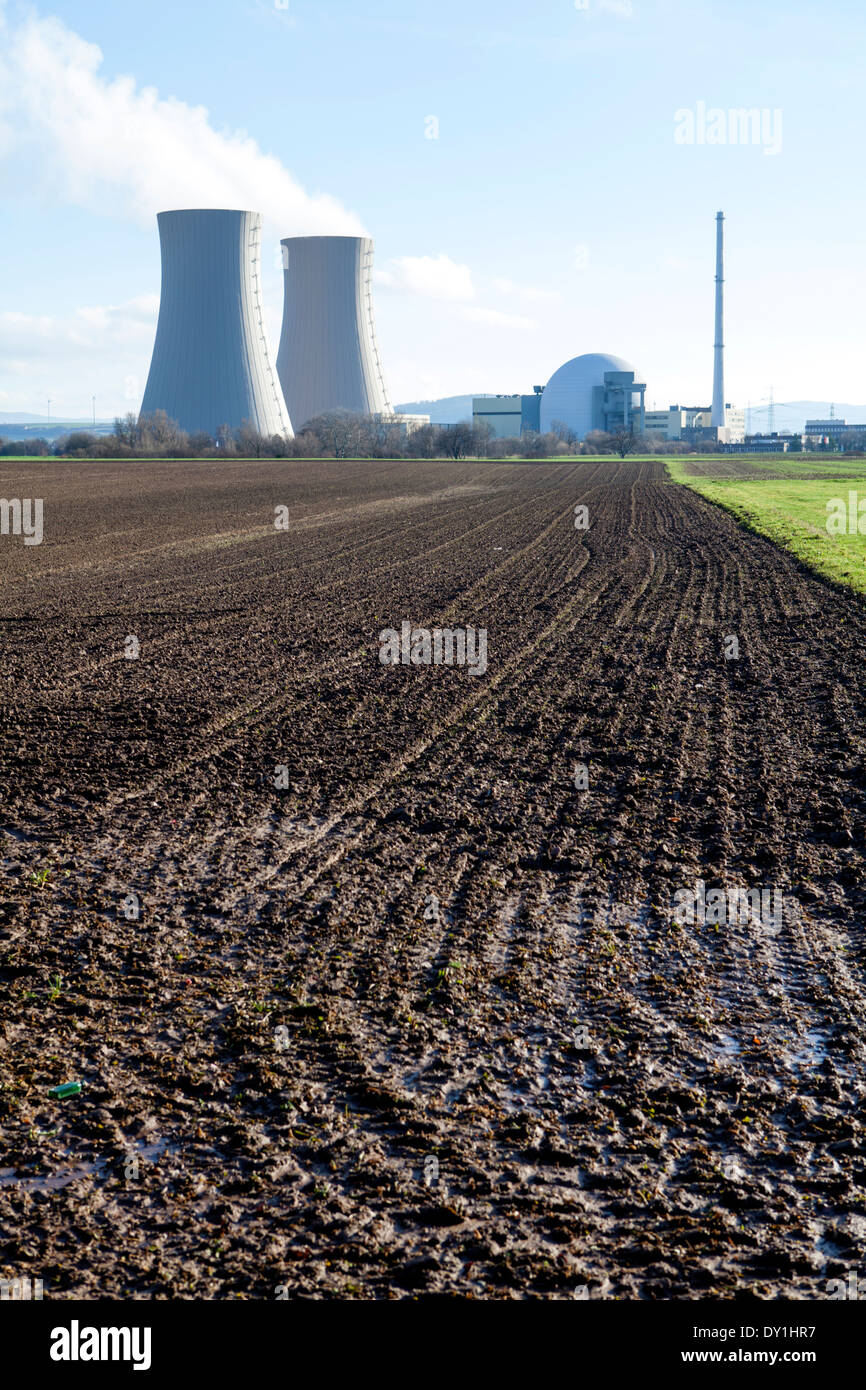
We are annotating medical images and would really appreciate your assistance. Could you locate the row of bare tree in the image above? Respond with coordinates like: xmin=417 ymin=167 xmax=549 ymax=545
xmin=1 ymin=409 xmax=718 ymax=460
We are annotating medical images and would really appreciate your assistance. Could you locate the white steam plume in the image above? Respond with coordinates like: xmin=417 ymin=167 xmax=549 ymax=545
xmin=0 ymin=6 xmax=364 ymax=234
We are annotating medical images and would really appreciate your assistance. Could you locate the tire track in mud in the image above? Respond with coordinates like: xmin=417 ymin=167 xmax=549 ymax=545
xmin=265 ymin=472 xmax=866 ymax=1295
xmin=59 ymin=465 xmax=597 ymax=893
xmin=2 ymin=458 xmax=866 ymax=1299
xmin=4 ymin=468 xmax=537 ymax=689
xmin=3 ymin=466 xmax=593 ymax=876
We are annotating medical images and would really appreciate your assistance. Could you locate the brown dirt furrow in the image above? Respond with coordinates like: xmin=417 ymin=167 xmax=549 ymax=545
xmin=1 ymin=457 xmax=865 ymax=1301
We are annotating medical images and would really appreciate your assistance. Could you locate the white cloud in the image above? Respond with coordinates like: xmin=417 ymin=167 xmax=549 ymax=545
xmin=0 ymin=296 xmax=162 ymax=412
xmin=0 ymin=7 xmax=363 ymax=235
xmin=375 ymin=258 xmax=533 ymax=333
xmin=491 ymin=277 xmax=560 ymax=304
xmin=462 ymin=306 xmax=534 ymax=331
xmin=75 ymin=295 xmax=159 ymax=328
xmin=0 ymin=298 xmax=158 ymax=361
xmin=376 ymin=254 xmax=475 ymax=302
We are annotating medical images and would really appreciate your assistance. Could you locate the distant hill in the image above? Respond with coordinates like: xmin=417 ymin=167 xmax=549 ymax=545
xmin=0 ymin=417 xmax=115 ymax=441
xmin=395 ymin=394 xmax=494 ymax=424
xmin=0 ymin=413 xmax=114 ymax=426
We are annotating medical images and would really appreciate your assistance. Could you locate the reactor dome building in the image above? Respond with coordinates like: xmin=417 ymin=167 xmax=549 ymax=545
xmin=277 ymin=235 xmax=391 ymax=430
xmin=540 ymin=352 xmax=646 ymax=440
xmin=140 ymin=208 xmax=291 ymax=438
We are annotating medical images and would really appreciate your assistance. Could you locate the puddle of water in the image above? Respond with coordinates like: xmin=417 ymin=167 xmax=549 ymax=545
xmin=789 ymin=1029 xmax=829 ymax=1070
xmin=0 ymin=1137 xmax=171 ymax=1193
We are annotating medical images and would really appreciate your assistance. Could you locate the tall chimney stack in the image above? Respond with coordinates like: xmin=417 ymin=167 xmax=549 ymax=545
xmin=711 ymin=210 xmax=725 ymax=428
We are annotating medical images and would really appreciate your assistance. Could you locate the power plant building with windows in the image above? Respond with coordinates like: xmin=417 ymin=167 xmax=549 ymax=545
xmin=471 ymin=390 xmax=543 ymax=439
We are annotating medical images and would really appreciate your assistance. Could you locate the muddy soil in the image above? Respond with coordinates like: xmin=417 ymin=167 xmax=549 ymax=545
xmin=1 ymin=457 xmax=864 ymax=1299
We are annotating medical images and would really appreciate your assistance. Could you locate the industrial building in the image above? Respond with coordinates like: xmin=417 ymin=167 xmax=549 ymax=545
xmin=645 ymin=404 xmax=745 ymax=443
xmin=471 ymin=356 xmax=645 ymax=442
xmin=471 ymin=389 xmax=543 ymax=438
xmin=277 ymin=235 xmax=391 ymax=430
xmin=472 ymin=358 xmax=647 ymax=442
xmin=540 ymin=354 xmax=646 ymax=439
xmin=725 ymin=434 xmax=798 ymax=453
xmin=467 ymin=215 xmax=747 ymax=448
xmin=805 ymin=418 xmax=846 ymax=444
xmin=390 ymin=413 xmax=431 ymax=434
xmin=140 ymin=209 xmax=290 ymax=438
xmin=804 ymin=418 xmax=866 ymax=448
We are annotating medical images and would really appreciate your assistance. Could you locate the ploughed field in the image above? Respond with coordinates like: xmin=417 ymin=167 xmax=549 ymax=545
xmin=1 ymin=456 xmax=865 ymax=1300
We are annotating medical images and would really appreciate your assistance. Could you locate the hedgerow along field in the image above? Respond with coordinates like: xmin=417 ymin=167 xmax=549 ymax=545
xmin=1 ymin=455 xmax=865 ymax=1300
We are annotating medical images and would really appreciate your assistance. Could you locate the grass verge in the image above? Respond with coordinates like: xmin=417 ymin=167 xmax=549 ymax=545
xmin=666 ymin=455 xmax=866 ymax=596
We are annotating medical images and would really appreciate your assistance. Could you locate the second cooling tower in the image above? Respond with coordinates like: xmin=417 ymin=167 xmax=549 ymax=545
xmin=277 ymin=236 xmax=391 ymax=429
xmin=140 ymin=209 xmax=291 ymax=438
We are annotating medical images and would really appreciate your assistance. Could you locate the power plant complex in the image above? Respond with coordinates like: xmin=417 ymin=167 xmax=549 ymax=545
xmin=138 ymin=208 xmax=745 ymax=447
xmin=475 ymin=208 xmax=745 ymax=447
xmin=473 ymin=210 xmax=744 ymax=447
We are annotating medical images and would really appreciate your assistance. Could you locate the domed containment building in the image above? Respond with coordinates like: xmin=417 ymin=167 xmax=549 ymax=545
xmin=140 ymin=209 xmax=291 ymax=438
xmin=540 ymin=352 xmax=646 ymax=440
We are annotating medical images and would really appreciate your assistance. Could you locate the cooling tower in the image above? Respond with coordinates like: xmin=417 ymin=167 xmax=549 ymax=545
xmin=711 ymin=211 xmax=725 ymax=429
xmin=140 ymin=209 xmax=291 ymax=438
xmin=277 ymin=236 xmax=391 ymax=430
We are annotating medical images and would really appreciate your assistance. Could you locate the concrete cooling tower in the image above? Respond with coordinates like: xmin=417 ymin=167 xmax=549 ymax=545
xmin=277 ymin=236 xmax=391 ymax=430
xmin=140 ymin=209 xmax=291 ymax=438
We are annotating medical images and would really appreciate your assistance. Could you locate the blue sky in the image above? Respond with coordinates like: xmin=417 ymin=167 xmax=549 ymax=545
xmin=0 ymin=0 xmax=864 ymax=421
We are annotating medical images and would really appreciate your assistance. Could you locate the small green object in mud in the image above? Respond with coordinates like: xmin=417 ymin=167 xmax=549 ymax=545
xmin=48 ymin=1082 xmax=82 ymax=1099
